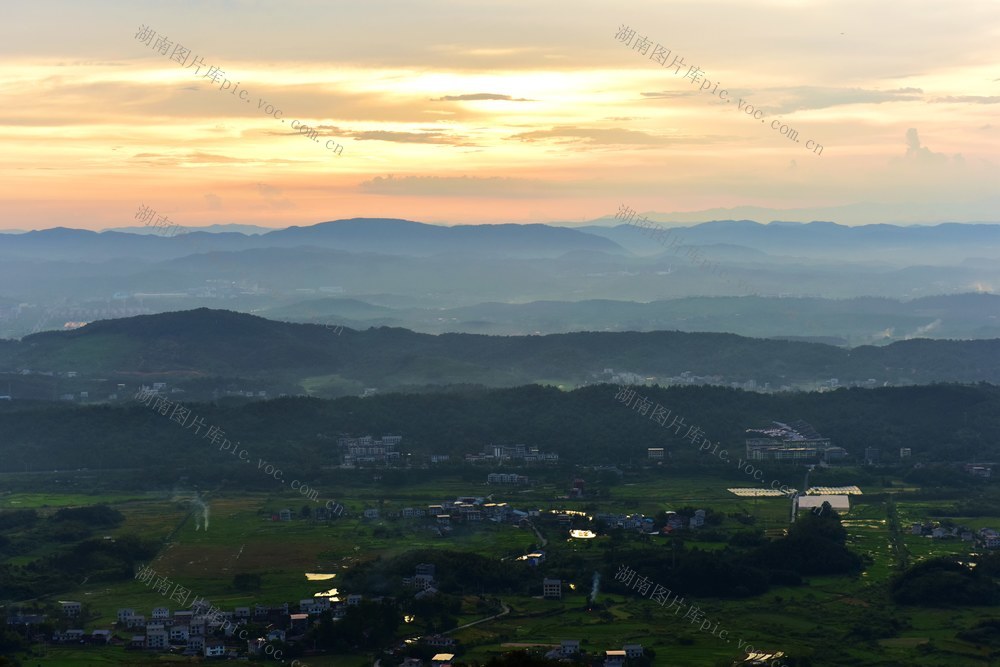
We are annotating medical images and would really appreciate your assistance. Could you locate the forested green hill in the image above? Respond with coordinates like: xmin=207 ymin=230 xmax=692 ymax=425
xmin=1 ymin=309 xmax=999 ymax=391
xmin=1 ymin=383 xmax=997 ymax=477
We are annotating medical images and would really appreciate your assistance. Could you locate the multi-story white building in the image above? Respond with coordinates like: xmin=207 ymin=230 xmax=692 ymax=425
xmin=146 ymin=629 xmax=169 ymax=650
xmin=487 ymin=472 xmax=529 ymax=485
xmin=59 ymin=601 xmax=82 ymax=617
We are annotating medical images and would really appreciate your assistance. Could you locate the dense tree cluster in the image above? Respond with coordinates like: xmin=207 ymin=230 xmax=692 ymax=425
xmin=0 ymin=505 xmax=155 ymax=600
xmin=1 ymin=383 xmax=999 ymax=479
xmin=310 ymin=600 xmax=400 ymax=652
xmin=891 ymin=557 xmax=998 ymax=606
xmin=748 ymin=504 xmax=862 ymax=576
xmin=608 ymin=506 xmax=857 ymax=601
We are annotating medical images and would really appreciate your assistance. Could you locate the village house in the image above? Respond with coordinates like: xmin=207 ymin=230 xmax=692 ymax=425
xmin=59 ymin=601 xmax=82 ymax=617
xmin=6 ymin=611 xmax=47 ymax=627
xmin=624 ymin=643 xmax=644 ymax=658
xmin=487 ymin=472 xmax=529 ymax=485
xmin=204 ymin=639 xmax=226 ymax=657
xmin=425 ymin=634 xmax=457 ymax=648
xmin=604 ymin=649 xmax=627 ymax=667
xmin=980 ymin=528 xmax=1000 ymax=549
xmin=415 ymin=585 xmax=439 ymax=600
xmin=146 ymin=628 xmax=169 ymax=650
xmin=53 ymin=629 xmax=85 ymax=643
xmin=561 ymin=639 xmax=580 ymax=656
xmin=299 ymin=598 xmax=330 ymax=614
xmin=90 ymin=629 xmax=112 ymax=645
xmin=543 ymin=578 xmax=562 ymax=599
xmin=289 ymin=612 xmax=310 ymax=633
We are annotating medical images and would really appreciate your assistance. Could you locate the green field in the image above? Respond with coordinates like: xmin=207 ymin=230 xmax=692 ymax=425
xmin=5 ymin=469 xmax=1000 ymax=666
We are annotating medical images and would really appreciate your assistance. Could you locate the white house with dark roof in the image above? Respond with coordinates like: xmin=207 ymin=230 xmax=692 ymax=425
xmin=146 ymin=628 xmax=169 ymax=650
xmin=204 ymin=639 xmax=225 ymax=657
xmin=604 ymin=650 xmax=626 ymax=667
xmin=623 ymin=643 xmax=643 ymax=658
xmin=59 ymin=601 xmax=82 ymax=617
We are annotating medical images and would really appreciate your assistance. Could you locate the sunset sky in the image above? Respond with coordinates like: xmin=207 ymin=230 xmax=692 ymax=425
xmin=1 ymin=0 xmax=998 ymax=231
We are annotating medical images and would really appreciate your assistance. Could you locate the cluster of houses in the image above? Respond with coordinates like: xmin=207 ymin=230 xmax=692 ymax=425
xmin=465 ymin=443 xmax=559 ymax=465
xmin=402 ymin=563 xmax=440 ymax=600
xmin=356 ymin=494 xmax=714 ymax=539
xmin=911 ymin=522 xmax=974 ymax=541
xmin=338 ymin=435 xmax=403 ymax=466
xmin=421 ymin=640 xmax=647 ymax=667
xmin=911 ymin=522 xmax=1000 ymax=549
xmin=361 ymin=495 xmax=543 ymax=533
xmin=36 ymin=596 xmax=364 ymax=658
xmin=745 ymin=420 xmax=847 ymax=463
xmin=965 ymin=463 xmax=994 ymax=478
xmin=486 ymin=472 xmax=530 ymax=485
xmin=540 ymin=639 xmax=646 ymax=666
xmin=978 ymin=528 xmax=1000 ymax=549
xmin=593 ymin=509 xmax=705 ymax=532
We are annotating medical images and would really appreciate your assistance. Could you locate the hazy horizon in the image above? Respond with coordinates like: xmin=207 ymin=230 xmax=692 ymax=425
xmin=2 ymin=0 xmax=998 ymax=230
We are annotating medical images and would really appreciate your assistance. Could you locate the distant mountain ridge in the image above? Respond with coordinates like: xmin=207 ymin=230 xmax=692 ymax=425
xmin=262 ymin=293 xmax=1000 ymax=344
xmin=0 ymin=218 xmax=626 ymax=262
xmin=581 ymin=220 xmax=1000 ymax=261
xmin=1 ymin=309 xmax=998 ymax=395
xmin=3 ymin=218 xmax=998 ymax=264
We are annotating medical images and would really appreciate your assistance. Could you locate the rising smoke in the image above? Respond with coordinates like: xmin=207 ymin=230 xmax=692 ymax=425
xmin=173 ymin=490 xmax=210 ymax=531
